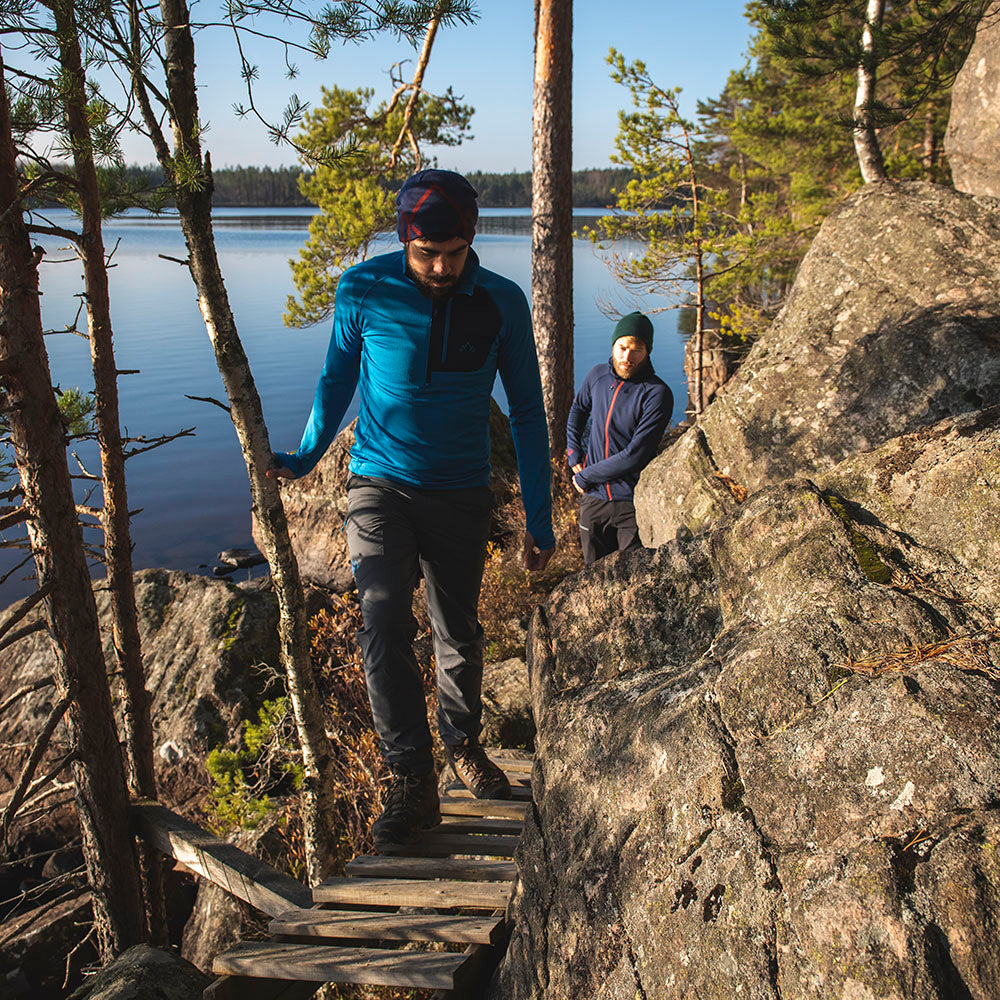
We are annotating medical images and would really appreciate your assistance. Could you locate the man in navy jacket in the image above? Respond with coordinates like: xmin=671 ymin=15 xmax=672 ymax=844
xmin=566 ymin=312 xmax=673 ymax=565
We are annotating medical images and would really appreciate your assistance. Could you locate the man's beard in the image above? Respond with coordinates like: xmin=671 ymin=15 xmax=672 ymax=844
xmin=413 ymin=272 xmax=458 ymax=299
xmin=405 ymin=257 xmax=458 ymax=300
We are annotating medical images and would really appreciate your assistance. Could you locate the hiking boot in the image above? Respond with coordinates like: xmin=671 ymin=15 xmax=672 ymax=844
xmin=371 ymin=770 xmax=441 ymax=851
xmin=446 ymin=740 xmax=511 ymax=800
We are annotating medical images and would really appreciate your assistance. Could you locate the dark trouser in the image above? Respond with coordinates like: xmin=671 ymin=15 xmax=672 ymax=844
xmin=344 ymin=476 xmax=493 ymax=776
xmin=579 ymin=493 xmax=641 ymax=566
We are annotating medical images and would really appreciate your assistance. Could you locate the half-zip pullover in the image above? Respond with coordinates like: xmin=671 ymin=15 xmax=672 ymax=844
xmin=566 ymin=359 xmax=673 ymax=501
xmin=277 ymin=249 xmax=554 ymax=549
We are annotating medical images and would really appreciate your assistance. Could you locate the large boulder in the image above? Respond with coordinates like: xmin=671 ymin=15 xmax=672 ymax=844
xmin=636 ymin=182 xmax=1000 ymax=547
xmin=263 ymin=401 xmax=519 ymax=591
xmin=946 ymin=5 xmax=1000 ymax=196
xmin=491 ymin=462 xmax=1000 ymax=999
xmin=0 ymin=569 xmax=280 ymax=833
xmin=70 ymin=944 xmax=209 ymax=1000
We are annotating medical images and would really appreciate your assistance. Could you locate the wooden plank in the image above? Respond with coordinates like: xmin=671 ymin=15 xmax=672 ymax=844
xmin=442 ymin=784 xmax=531 ymax=801
xmin=313 ymin=877 xmax=510 ymax=910
xmin=132 ymin=800 xmax=311 ymax=916
xmin=213 ymin=942 xmax=469 ymax=990
xmin=401 ymin=833 xmax=519 ymax=858
xmin=430 ymin=907 xmax=511 ymax=1000
xmin=438 ymin=798 xmax=526 ymax=820
xmin=345 ymin=855 xmax=515 ymax=881
xmin=269 ymin=907 xmax=504 ymax=945
xmin=204 ymin=976 xmax=319 ymax=1000
xmin=439 ymin=816 xmax=523 ymax=835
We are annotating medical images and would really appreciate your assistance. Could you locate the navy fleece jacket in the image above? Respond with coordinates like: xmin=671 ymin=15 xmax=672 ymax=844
xmin=566 ymin=359 xmax=673 ymax=502
xmin=276 ymin=249 xmax=555 ymax=549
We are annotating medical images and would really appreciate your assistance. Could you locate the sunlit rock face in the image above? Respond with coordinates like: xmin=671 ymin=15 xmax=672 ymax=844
xmin=493 ymin=175 xmax=1000 ymax=999
xmin=947 ymin=8 xmax=1000 ymax=197
xmin=491 ymin=473 xmax=1000 ymax=1000
xmin=635 ymin=182 xmax=1000 ymax=548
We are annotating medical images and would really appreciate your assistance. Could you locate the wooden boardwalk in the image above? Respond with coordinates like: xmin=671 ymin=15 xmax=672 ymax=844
xmin=133 ymin=751 xmax=532 ymax=1000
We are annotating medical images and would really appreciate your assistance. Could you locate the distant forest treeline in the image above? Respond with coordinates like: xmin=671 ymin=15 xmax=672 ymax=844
xmin=114 ymin=164 xmax=635 ymax=208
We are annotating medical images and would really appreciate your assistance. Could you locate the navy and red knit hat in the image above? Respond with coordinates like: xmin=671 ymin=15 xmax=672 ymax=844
xmin=396 ymin=169 xmax=478 ymax=244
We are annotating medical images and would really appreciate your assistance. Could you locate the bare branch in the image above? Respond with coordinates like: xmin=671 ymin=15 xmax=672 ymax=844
xmin=0 ymin=620 xmax=48 ymax=655
xmin=122 ymin=426 xmax=195 ymax=458
xmin=0 ymin=555 xmax=33 ymax=587
xmin=0 ymin=582 xmax=53 ymax=642
xmin=0 ymin=506 xmax=29 ymax=532
xmin=184 ymin=393 xmax=231 ymax=414
xmin=0 ymin=695 xmax=71 ymax=855
xmin=157 ymin=253 xmax=191 ymax=267
xmin=0 ymin=676 xmax=55 ymax=718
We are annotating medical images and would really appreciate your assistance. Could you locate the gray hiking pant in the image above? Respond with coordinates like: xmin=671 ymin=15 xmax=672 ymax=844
xmin=344 ymin=476 xmax=493 ymax=776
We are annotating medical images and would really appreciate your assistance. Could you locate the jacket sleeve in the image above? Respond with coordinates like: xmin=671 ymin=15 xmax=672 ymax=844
xmin=565 ymin=372 xmax=593 ymax=468
xmin=274 ymin=270 xmax=364 ymax=478
xmin=574 ymin=384 xmax=672 ymax=490
xmin=497 ymin=285 xmax=555 ymax=550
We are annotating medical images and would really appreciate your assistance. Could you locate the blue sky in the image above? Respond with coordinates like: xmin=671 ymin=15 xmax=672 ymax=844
xmin=120 ymin=1 xmax=754 ymax=171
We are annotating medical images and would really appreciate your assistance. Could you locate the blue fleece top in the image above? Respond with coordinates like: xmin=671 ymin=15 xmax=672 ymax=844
xmin=566 ymin=359 xmax=673 ymax=502
xmin=277 ymin=248 xmax=555 ymax=549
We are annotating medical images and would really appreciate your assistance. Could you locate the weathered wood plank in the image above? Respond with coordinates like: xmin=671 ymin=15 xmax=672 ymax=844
xmin=132 ymin=801 xmax=311 ymax=916
xmin=489 ymin=754 xmax=533 ymax=770
xmin=213 ymin=942 xmax=469 ymax=989
xmin=269 ymin=907 xmax=504 ymax=945
xmin=442 ymin=784 xmax=531 ymax=801
xmin=400 ymin=833 xmax=519 ymax=858
xmin=438 ymin=798 xmax=527 ymax=820
xmin=430 ymin=907 xmax=511 ymax=1000
xmin=345 ymin=855 xmax=515 ymax=881
xmin=438 ymin=816 xmax=523 ymax=835
xmin=312 ymin=877 xmax=510 ymax=910
xmin=204 ymin=976 xmax=320 ymax=1000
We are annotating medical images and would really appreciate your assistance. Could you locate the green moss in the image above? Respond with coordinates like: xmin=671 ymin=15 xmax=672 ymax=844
xmin=822 ymin=492 xmax=894 ymax=584
xmin=221 ymin=599 xmax=245 ymax=652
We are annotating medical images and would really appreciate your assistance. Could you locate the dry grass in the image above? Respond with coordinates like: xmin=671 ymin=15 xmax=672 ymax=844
xmin=477 ymin=461 xmax=584 ymax=661
xmin=839 ymin=627 xmax=1000 ymax=681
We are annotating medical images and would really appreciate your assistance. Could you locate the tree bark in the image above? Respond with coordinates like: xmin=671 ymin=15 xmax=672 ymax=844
xmin=51 ymin=0 xmax=166 ymax=943
xmin=532 ymin=0 xmax=574 ymax=459
xmin=136 ymin=0 xmax=338 ymax=883
xmin=0 ymin=45 xmax=146 ymax=960
xmin=854 ymin=0 xmax=889 ymax=182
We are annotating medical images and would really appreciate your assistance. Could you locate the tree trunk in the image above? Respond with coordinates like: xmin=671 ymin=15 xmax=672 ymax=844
xmin=142 ymin=0 xmax=338 ymax=882
xmin=532 ymin=0 xmax=574 ymax=459
xmin=52 ymin=0 xmax=166 ymax=942
xmin=0 ymin=46 xmax=146 ymax=960
xmin=854 ymin=0 xmax=889 ymax=182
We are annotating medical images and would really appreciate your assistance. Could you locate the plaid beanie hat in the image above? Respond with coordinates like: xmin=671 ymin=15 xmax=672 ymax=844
xmin=396 ymin=169 xmax=478 ymax=244
xmin=612 ymin=311 xmax=654 ymax=353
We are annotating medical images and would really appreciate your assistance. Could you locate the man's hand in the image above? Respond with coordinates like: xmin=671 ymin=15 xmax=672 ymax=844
xmin=265 ymin=461 xmax=295 ymax=480
xmin=571 ymin=463 xmax=583 ymax=474
xmin=522 ymin=532 xmax=555 ymax=572
xmin=572 ymin=473 xmax=585 ymax=494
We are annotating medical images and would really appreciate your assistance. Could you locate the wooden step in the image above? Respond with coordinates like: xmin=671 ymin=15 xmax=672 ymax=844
xmin=212 ymin=941 xmax=469 ymax=990
xmin=269 ymin=907 xmax=505 ymax=945
xmin=312 ymin=876 xmax=510 ymax=910
xmin=442 ymin=784 xmax=531 ymax=801
xmin=438 ymin=798 xmax=526 ymax=820
xmin=401 ymin=833 xmax=519 ymax=858
xmin=438 ymin=816 xmax=524 ymax=835
xmin=345 ymin=855 xmax=515 ymax=881
xmin=490 ymin=755 xmax=533 ymax=772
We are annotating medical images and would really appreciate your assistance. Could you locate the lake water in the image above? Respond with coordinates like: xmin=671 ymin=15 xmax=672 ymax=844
xmin=2 ymin=207 xmax=686 ymax=604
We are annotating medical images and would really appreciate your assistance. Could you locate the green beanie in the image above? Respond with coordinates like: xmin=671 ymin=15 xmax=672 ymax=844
xmin=612 ymin=311 xmax=654 ymax=353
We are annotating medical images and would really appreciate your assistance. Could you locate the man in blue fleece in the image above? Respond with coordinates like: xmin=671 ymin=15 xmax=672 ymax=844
xmin=269 ymin=170 xmax=554 ymax=849
xmin=566 ymin=312 xmax=672 ymax=565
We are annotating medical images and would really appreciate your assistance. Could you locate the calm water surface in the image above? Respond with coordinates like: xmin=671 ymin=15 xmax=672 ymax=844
xmin=2 ymin=207 xmax=686 ymax=603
